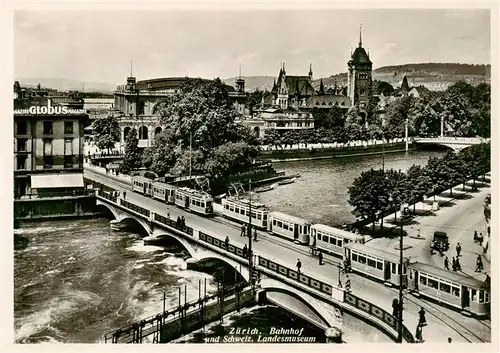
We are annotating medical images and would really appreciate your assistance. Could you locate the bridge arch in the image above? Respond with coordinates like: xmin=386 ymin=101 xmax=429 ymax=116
xmin=151 ymin=229 xmax=198 ymax=258
xmin=194 ymin=255 xmax=250 ymax=282
xmin=96 ymin=200 xmax=121 ymax=220
xmin=260 ymin=286 xmax=333 ymax=330
xmin=119 ymin=217 xmax=151 ymax=236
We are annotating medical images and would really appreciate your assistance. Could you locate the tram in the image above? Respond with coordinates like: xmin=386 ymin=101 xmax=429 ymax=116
xmin=311 ymin=224 xmax=365 ymax=258
xmin=407 ymin=261 xmax=490 ymax=317
xmin=344 ymin=242 xmax=407 ymax=287
xmin=221 ymin=197 xmax=270 ymax=229
xmin=151 ymin=181 xmax=176 ymax=204
xmin=174 ymin=187 xmax=213 ymax=216
xmin=268 ymin=211 xmax=311 ymax=245
xmin=131 ymin=176 xmax=153 ymax=196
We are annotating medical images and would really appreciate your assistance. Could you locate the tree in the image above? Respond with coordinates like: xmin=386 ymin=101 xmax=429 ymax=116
xmin=373 ymin=80 xmax=395 ymax=96
xmin=92 ymin=115 xmax=120 ymax=153
xmin=119 ymin=128 xmax=142 ymax=174
xmin=149 ymin=78 xmax=260 ymax=191
xmin=382 ymin=96 xmax=414 ymax=139
xmin=247 ymin=90 xmax=264 ymax=114
xmin=406 ymin=165 xmax=431 ymax=212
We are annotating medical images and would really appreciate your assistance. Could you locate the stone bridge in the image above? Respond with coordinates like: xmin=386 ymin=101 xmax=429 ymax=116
xmin=414 ymin=137 xmax=489 ymax=151
xmin=95 ymin=191 xmax=415 ymax=342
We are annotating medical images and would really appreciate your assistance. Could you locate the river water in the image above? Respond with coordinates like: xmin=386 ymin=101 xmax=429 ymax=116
xmin=14 ymin=150 xmax=444 ymax=344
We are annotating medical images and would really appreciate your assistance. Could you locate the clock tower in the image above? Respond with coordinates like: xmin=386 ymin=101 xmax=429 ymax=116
xmin=347 ymin=26 xmax=373 ymax=118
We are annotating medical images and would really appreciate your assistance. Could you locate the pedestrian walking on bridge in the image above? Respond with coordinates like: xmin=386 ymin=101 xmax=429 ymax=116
xmin=392 ymin=298 xmax=399 ymax=318
xmin=418 ymin=307 xmax=427 ymax=326
xmin=123 ymin=191 xmax=127 ymax=200
xmin=452 ymin=257 xmax=457 ymax=271
xmin=444 ymin=256 xmax=450 ymax=271
xmin=456 ymin=242 xmax=462 ymax=257
xmin=475 ymin=255 xmax=483 ymax=272
xmin=224 ymin=236 xmax=229 ymax=249
xmin=345 ymin=276 xmax=351 ymax=292
xmin=240 ymin=225 xmax=246 ymax=237
xmin=296 ymin=259 xmax=302 ymax=273
xmin=318 ymin=251 xmax=323 ymax=265
xmin=253 ymin=229 xmax=257 ymax=242
xmin=166 ymin=208 xmax=170 ymax=219
xmin=415 ymin=324 xmax=423 ymax=343
xmin=455 ymin=257 xmax=462 ymax=271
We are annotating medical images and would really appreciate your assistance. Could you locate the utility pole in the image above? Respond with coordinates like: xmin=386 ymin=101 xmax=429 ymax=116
xmin=189 ymin=131 xmax=192 ymax=181
xmin=405 ymin=117 xmax=409 ymax=152
xmin=398 ymin=203 xmax=408 ymax=343
xmin=248 ymin=179 xmax=253 ymax=283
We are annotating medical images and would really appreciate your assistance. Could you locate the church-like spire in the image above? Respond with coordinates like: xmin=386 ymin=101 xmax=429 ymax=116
xmin=359 ymin=24 xmax=362 ymax=48
xmin=319 ymin=78 xmax=325 ymax=95
xmin=308 ymin=63 xmax=313 ymax=79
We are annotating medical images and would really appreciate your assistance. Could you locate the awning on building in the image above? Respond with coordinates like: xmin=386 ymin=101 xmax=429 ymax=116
xmin=31 ymin=173 xmax=84 ymax=189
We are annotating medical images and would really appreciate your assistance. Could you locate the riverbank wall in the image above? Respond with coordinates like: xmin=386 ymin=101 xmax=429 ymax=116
xmin=258 ymin=142 xmax=416 ymax=163
xmin=14 ymin=194 xmax=100 ymax=221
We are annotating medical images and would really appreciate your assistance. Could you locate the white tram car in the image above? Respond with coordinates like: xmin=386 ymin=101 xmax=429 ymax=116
xmin=268 ymin=211 xmax=311 ymax=245
xmin=344 ymin=242 xmax=407 ymax=287
xmin=407 ymin=261 xmax=490 ymax=317
xmin=152 ymin=181 xmax=176 ymax=204
xmin=221 ymin=197 xmax=270 ymax=229
xmin=174 ymin=187 xmax=213 ymax=216
xmin=131 ymin=176 xmax=153 ymax=196
xmin=312 ymin=224 xmax=365 ymax=258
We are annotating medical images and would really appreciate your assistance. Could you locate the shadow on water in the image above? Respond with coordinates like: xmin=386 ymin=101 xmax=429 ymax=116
xmin=14 ymin=234 xmax=29 ymax=251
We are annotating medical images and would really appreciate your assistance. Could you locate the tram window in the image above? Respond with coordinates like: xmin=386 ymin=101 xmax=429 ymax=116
xmin=367 ymin=259 xmax=376 ymax=268
xmin=338 ymin=240 xmax=343 ymax=247
xmin=240 ymin=209 xmax=245 ymax=215
xmin=376 ymin=262 xmax=383 ymax=270
xmin=485 ymin=292 xmax=489 ymax=302
xmin=263 ymin=214 xmax=267 ymax=220
xmin=453 ymin=287 xmax=461 ymax=297
xmin=420 ymin=276 xmax=427 ymax=286
xmin=283 ymin=224 xmax=288 ymax=231
xmin=257 ymin=213 xmax=262 ymax=220
xmin=479 ymin=290 xmax=485 ymax=303
xmin=201 ymin=202 xmax=205 ymax=208
xmin=235 ymin=206 xmax=239 ymax=213
xmin=225 ymin=204 xmax=229 ymax=209
xmin=427 ymin=278 xmax=438 ymax=289
xmin=439 ymin=282 xmax=451 ymax=294
xmin=352 ymin=254 xmax=358 ymax=262
xmin=329 ymin=237 xmax=336 ymax=245
xmin=273 ymin=220 xmax=276 ymax=226
xmin=251 ymin=212 xmax=257 ymax=219
xmin=344 ymin=239 xmax=349 ymax=244
xmin=359 ymin=256 xmax=366 ymax=264
xmin=392 ymin=263 xmax=396 ymax=274
xmin=277 ymin=221 xmax=283 ymax=228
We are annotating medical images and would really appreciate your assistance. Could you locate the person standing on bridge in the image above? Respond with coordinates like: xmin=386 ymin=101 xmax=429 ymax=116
xmin=456 ymin=242 xmax=462 ymax=257
xmin=418 ymin=307 xmax=427 ymax=326
xmin=455 ymin=257 xmax=462 ymax=271
xmin=345 ymin=276 xmax=351 ymax=292
xmin=452 ymin=257 xmax=457 ymax=271
xmin=166 ymin=208 xmax=170 ymax=219
xmin=318 ymin=251 xmax=323 ymax=265
xmin=253 ymin=229 xmax=257 ymax=242
xmin=444 ymin=256 xmax=450 ymax=271
xmin=224 ymin=236 xmax=229 ymax=249
xmin=181 ymin=216 xmax=186 ymax=228
xmin=243 ymin=244 xmax=248 ymax=257
xmin=296 ymin=259 xmax=302 ymax=273
xmin=241 ymin=225 xmax=246 ymax=237
xmin=123 ymin=190 xmax=127 ymax=200
xmin=475 ymin=255 xmax=483 ymax=272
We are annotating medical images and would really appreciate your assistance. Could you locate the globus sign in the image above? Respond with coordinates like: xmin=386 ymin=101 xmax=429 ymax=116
xmin=14 ymin=101 xmax=86 ymax=115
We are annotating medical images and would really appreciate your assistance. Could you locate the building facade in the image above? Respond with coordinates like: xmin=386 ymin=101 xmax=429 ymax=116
xmin=13 ymin=82 xmax=88 ymax=198
xmin=347 ymin=29 xmax=373 ymax=118
xmin=113 ymin=75 xmax=246 ymax=147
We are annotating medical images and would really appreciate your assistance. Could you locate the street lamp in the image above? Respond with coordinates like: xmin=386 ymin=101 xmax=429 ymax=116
xmin=398 ymin=202 xmax=409 ymax=343
xmin=388 ymin=196 xmax=397 ymax=222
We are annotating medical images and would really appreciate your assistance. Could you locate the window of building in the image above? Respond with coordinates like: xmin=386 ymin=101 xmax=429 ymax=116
xmin=17 ymin=121 xmax=27 ymax=135
xmin=17 ymin=156 xmax=27 ymax=170
xmin=64 ymin=121 xmax=74 ymax=134
xmin=43 ymin=139 xmax=52 ymax=156
xmin=64 ymin=138 xmax=73 ymax=155
xmin=43 ymin=121 xmax=53 ymax=135
xmin=17 ymin=138 xmax=27 ymax=152
xmin=44 ymin=156 xmax=53 ymax=169
xmin=64 ymin=156 xmax=73 ymax=168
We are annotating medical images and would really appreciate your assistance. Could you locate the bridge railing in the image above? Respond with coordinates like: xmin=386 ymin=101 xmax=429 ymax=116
xmin=154 ymin=213 xmax=194 ymax=236
xmin=257 ymin=255 xmax=335 ymax=297
xmin=120 ymin=199 xmax=150 ymax=217
xmin=198 ymin=231 xmax=247 ymax=259
xmin=99 ymin=190 xmax=118 ymax=203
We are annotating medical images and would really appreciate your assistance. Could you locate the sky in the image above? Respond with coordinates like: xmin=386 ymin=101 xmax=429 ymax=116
xmin=14 ymin=8 xmax=491 ymax=85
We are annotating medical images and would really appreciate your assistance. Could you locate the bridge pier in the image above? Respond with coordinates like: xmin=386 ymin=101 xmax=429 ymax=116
xmin=110 ymin=219 xmax=128 ymax=231
xmin=325 ymin=327 xmax=342 ymax=343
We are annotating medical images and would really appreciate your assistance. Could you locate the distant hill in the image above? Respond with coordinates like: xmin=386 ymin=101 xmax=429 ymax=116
xmin=16 ymin=77 xmax=117 ymax=93
xmin=225 ymin=63 xmax=490 ymax=92
xmin=315 ymin=63 xmax=490 ymax=91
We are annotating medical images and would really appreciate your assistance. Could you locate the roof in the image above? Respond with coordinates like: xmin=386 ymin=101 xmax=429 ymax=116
xmin=350 ymin=47 xmax=372 ymax=65
xmin=134 ymin=77 xmax=235 ymax=92
xmin=400 ymin=76 xmax=410 ymax=91
xmin=344 ymin=242 xmax=403 ymax=263
xmin=284 ymin=76 xmax=316 ymax=96
xmin=307 ymin=95 xmax=350 ymax=108
xmin=223 ymin=196 xmax=269 ymax=210
xmin=269 ymin=211 xmax=311 ymax=225
xmin=311 ymin=224 xmax=364 ymax=241
xmin=176 ymin=187 xmax=213 ymax=200
xmin=31 ymin=173 xmax=84 ymax=189
xmin=410 ymin=261 xmax=486 ymax=289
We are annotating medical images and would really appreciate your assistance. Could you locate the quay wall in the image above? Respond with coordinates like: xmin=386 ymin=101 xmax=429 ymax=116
xmin=14 ymin=195 xmax=100 ymax=221
xmin=258 ymin=142 xmax=416 ymax=163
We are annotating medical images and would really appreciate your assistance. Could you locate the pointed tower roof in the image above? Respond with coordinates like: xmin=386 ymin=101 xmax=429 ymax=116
xmin=319 ymin=78 xmax=325 ymax=95
xmin=349 ymin=24 xmax=372 ymax=65
xmin=401 ymin=76 xmax=410 ymax=91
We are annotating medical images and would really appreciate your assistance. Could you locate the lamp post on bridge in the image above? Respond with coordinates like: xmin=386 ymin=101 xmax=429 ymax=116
xmin=247 ymin=179 xmax=254 ymax=285
xmin=397 ymin=202 xmax=409 ymax=343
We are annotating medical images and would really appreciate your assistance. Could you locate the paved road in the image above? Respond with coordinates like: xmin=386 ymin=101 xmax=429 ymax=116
xmin=84 ymin=167 xmax=491 ymax=343
xmin=368 ymin=182 xmax=491 ymax=280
